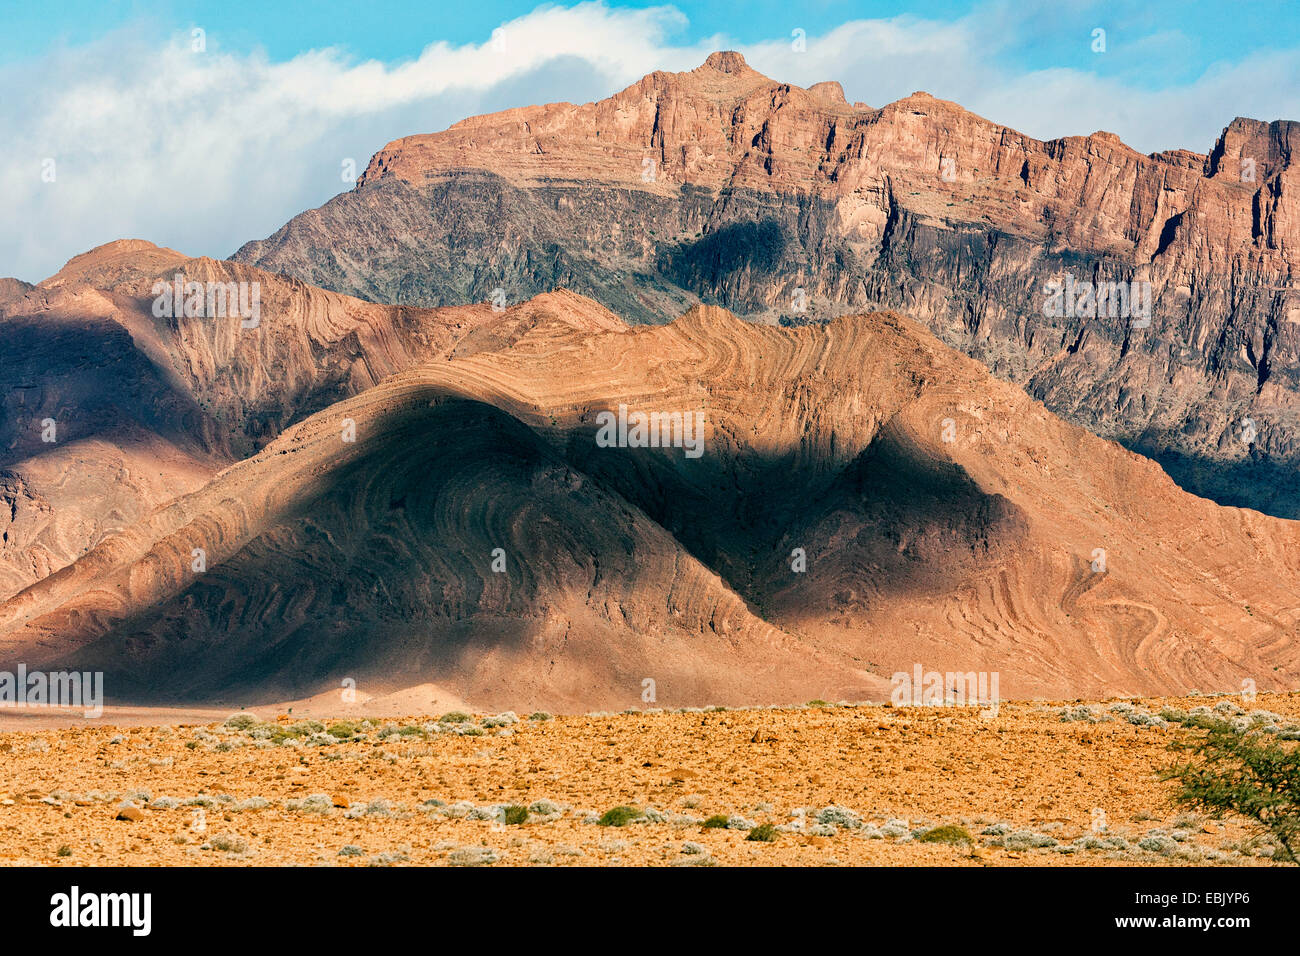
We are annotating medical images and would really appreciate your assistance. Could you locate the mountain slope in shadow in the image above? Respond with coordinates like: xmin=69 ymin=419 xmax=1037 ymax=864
xmin=2 ymin=295 xmax=1298 ymax=708
xmin=0 ymin=240 xmax=622 ymax=601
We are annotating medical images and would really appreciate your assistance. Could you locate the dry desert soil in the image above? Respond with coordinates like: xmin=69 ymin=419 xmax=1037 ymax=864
xmin=1 ymin=691 xmax=1297 ymax=867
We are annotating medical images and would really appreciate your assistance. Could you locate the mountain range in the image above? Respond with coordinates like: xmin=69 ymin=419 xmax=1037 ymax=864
xmin=235 ymin=51 xmax=1300 ymax=519
xmin=2 ymin=53 xmax=1299 ymax=710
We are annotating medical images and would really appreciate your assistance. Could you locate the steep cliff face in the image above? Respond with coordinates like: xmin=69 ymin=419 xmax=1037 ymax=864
xmin=235 ymin=52 xmax=1300 ymax=515
xmin=0 ymin=278 xmax=33 ymax=308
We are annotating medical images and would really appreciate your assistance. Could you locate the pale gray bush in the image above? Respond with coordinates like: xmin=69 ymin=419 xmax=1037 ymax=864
xmin=286 ymin=793 xmax=333 ymax=814
xmin=1000 ymin=830 xmax=1058 ymax=850
xmin=1058 ymin=705 xmax=1103 ymax=723
xmin=439 ymin=800 xmax=476 ymax=819
xmin=528 ymin=799 xmax=563 ymax=817
xmin=1139 ymin=835 xmax=1179 ymax=855
xmin=816 ymin=805 xmax=862 ymax=829
xmin=447 ymin=845 xmax=499 ymax=866
xmin=209 ymin=833 xmax=248 ymax=853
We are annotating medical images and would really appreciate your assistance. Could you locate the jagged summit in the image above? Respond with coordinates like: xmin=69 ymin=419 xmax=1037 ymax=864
xmin=808 ymin=80 xmax=849 ymax=104
xmin=701 ymin=50 xmax=752 ymax=74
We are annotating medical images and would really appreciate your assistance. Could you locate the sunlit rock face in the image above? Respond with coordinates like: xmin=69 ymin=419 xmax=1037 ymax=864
xmin=235 ymin=53 xmax=1300 ymax=516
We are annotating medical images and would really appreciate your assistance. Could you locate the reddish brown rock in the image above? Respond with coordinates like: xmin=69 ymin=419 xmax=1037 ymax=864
xmin=2 ymin=292 xmax=1299 ymax=708
xmin=235 ymin=52 xmax=1300 ymax=516
xmin=0 ymin=240 xmax=620 ymax=600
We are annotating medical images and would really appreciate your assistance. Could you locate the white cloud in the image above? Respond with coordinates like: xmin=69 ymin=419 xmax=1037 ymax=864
xmin=2 ymin=1 xmax=1297 ymax=283
xmin=742 ymin=15 xmax=1300 ymax=151
xmin=0 ymin=2 xmax=711 ymax=283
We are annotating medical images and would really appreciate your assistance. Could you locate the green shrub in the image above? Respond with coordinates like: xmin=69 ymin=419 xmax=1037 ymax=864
xmin=598 ymin=806 xmax=644 ymax=827
xmin=915 ymin=824 xmax=973 ymax=845
xmin=439 ymin=711 xmax=472 ymax=724
xmin=327 ymin=721 xmax=358 ymax=738
xmin=270 ymin=719 xmax=325 ymax=743
xmin=701 ymin=814 xmax=730 ymax=829
xmin=503 ymin=805 xmax=529 ymax=825
xmin=528 ymin=712 xmax=552 ymax=721
xmin=746 ymin=823 xmax=779 ymax=842
xmin=1164 ymin=714 xmax=1300 ymax=864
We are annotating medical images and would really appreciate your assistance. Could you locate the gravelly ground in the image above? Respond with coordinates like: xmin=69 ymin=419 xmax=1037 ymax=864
xmin=1 ymin=692 xmax=1296 ymax=866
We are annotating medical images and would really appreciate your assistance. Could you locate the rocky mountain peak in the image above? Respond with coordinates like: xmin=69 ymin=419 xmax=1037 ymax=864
xmin=1206 ymin=115 xmax=1300 ymax=179
xmin=807 ymin=80 xmax=849 ymax=105
xmin=701 ymin=50 xmax=751 ymax=75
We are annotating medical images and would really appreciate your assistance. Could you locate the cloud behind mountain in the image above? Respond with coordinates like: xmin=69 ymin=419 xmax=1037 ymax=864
xmin=5 ymin=0 xmax=1300 ymax=282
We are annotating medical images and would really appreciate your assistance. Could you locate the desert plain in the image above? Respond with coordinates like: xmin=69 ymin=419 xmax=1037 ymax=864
xmin=1 ymin=691 xmax=1295 ymax=867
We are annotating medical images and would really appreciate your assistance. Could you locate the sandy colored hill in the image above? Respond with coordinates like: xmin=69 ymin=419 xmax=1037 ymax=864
xmin=0 ymin=243 xmax=620 ymax=600
xmin=2 ymin=286 xmax=1299 ymax=708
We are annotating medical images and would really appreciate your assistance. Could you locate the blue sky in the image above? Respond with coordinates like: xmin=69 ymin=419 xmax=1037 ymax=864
xmin=7 ymin=0 xmax=1297 ymax=85
xmin=3 ymin=1 xmax=1299 ymax=281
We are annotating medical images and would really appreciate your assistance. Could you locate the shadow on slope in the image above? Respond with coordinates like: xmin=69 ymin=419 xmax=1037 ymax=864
xmin=40 ymin=398 xmax=818 ymax=709
xmin=559 ymin=412 xmax=1028 ymax=616
xmin=757 ymin=419 xmax=1028 ymax=620
xmin=1127 ymin=443 xmax=1300 ymax=519
xmin=0 ymin=311 xmax=219 ymax=468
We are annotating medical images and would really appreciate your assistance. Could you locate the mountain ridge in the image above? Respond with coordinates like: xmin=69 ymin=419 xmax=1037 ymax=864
xmin=232 ymin=51 xmax=1300 ymax=518
xmin=3 ymin=277 xmax=1299 ymax=708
